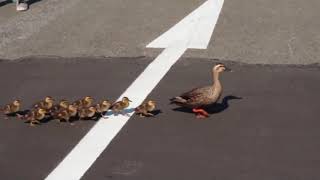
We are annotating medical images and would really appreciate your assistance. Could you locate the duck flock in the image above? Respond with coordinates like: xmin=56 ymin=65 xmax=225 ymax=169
xmin=0 ymin=64 xmax=231 ymax=126
xmin=0 ymin=96 xmax=157 ymax=126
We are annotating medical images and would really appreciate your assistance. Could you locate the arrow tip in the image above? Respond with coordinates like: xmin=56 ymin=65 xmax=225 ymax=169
xmin=146 ymin=0 xmax=224 ymax=49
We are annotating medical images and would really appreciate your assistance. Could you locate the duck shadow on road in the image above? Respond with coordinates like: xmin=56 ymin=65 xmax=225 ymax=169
xmin=109 ymin=108 xmax=163 ymax=117
xmin=172 ymin=95 xmax=242 ymax=115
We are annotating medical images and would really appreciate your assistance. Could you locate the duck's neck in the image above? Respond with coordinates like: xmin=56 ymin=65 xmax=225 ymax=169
xmin=212 ymin=71 xmax=221 ymax=89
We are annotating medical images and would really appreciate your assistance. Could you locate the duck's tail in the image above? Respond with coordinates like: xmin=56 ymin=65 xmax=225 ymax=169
xmin=169 ymin=96 xmax=187 ymax=105
xmin=169 ymin=98 xmax=176 ymax=104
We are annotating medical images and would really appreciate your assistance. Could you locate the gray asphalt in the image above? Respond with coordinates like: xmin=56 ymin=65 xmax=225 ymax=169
xmin=0 ymin=0 xmax=320 ymax=64
xmin=1 ymin=0 xmax=320 ymax=179
xmin=0 ymin=57 xmax=149 ymax=180
xmin=1 ymin=57 xmax=320 ymax=179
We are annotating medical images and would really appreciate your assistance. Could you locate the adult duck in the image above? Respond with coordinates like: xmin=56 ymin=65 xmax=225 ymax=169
xmin=170 ymin=64 xmax=231 ymax=118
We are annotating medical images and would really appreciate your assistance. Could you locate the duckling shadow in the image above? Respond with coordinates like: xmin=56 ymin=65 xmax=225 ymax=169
xmin=6 ymin=110 xmax=30 ymax=117
xmin=40 ymin=116 xmax=53 ymax=123
xmin=105 ymin=108 xmax=136 ymax=117
xmin=151 ymin=109 xmax=162 ymax=116
xmin=22 ymin=116 xmax=52 ymax=125
xmin=172 ymin=95 xmax=242 ymax=114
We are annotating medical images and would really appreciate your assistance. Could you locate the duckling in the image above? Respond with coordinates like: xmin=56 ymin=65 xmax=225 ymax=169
xmin=78 ymin=106 xmax=96 ymax=120
xmin=52 ymin=104 xmax=78 ymax=125
xmin=96 ymin=100 xmax=112 ymax=118
xmin=0 ymin=100 xmax=22 ymax=120
xmin=111 ymin=97 xmax=132 ymax=116
xmin=73 ymin=96 xmax=94 ymax=109
xmin=24 ymin=108 xmax=47 ymax=126
xmin=67 ymin=104 xmax=78 ymax=118
xmin=54 ymin=109 xmax=70 ymax=123
xmin=33 ymin=96 xmax=55 ymax=112
xmin=135 ymin=100 xmax=156 ymax=117
xmin=170 ymin=64 xmax=231 ymax=119
xmin=55 ymin=99 xmax=69 ymax=109
xmin=50 ymin=99 xmax=69 ymax=116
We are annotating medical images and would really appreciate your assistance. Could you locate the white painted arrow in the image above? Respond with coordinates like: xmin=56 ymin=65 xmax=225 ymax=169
xmin=45 ymin=0 xmax=224 ymax=179
xmin=147 ymin=0 xmax=224 ymax=49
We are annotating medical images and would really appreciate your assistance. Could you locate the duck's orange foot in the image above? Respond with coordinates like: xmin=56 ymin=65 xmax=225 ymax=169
xmin=192 ymin=108 xmax=209 ymax=119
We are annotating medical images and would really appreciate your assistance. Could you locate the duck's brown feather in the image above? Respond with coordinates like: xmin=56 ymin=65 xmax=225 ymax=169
xmin=171 ymin=86 xmax=221 ymax=108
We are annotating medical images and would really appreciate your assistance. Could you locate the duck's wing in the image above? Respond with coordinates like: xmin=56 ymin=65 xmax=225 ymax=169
xmin=111 ymin=101 xmax=121 ymax=110
xmin=170 ymin=86 xmax=209 ymax=105
xmin=181 ymin=86 xmax=210 ymax=101
xmin=73 ymin=100 xmax=83 ymax=107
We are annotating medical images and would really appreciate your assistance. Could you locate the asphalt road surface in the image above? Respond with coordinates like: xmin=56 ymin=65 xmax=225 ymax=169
xmin=1 ymin=0 xmax=320 ymax=179
xmin=0 ymin=57 xmax=320 ymax=180
xmin=0 ymin=0 xmax=320 ymax=64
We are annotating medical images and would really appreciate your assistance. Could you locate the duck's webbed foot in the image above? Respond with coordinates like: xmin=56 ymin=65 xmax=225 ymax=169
xmin=192 ymin=108 xmax=209 ymax=119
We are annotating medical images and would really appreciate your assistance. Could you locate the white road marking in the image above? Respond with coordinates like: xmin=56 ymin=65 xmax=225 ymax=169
xmin=45 ymin=0 xmax=224 ymax=179
xmin=147 ymin=0 xmax=224 ymax=49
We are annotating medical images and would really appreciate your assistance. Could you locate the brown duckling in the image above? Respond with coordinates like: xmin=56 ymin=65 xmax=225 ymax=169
xmin=67 ymin=104 xmax=78 ymax=118
xmin=78 ymin=106 xmax=96 ymax=120
xmin=50 ymin=99 xmax=69 ymax=116
xmin=170 ymin=64 xmax=231 ymax=119
xmin=73 ymin=96 xmax=94 ymax=109
xmin=135 ymin=100 xmax=156 ymax=117
xmin=111 ymin=97 xmax=132 ymax=115
xmin=1 ymin=100 xmax=22 ymax=119
xmin=24 ymin=108 xmax=47 ymax=126
xmin=55 ymin=99 xmax=69 ymax=109
xmin=54 ymin=109 xmax=70 ymax=123
xmin=33 ymin=96 xmax=55 ymax=112
xmin=95 ymin=100 xmax=112 ymax=118
xmin=52 ymin=105 xmax=77 ymax=125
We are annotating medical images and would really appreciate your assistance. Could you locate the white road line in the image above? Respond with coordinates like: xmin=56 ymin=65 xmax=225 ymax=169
xmin=147 ymin=0 xmax=224 ymax=49
xmin=45 ymin=0 xmax=224 ymax=179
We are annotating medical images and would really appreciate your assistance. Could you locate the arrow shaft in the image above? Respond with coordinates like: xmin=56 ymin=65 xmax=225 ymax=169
xmin=126 ymin=44 xmax=187 ymax=105
xmin=45 ymin=45 xmax=187 ymax=180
